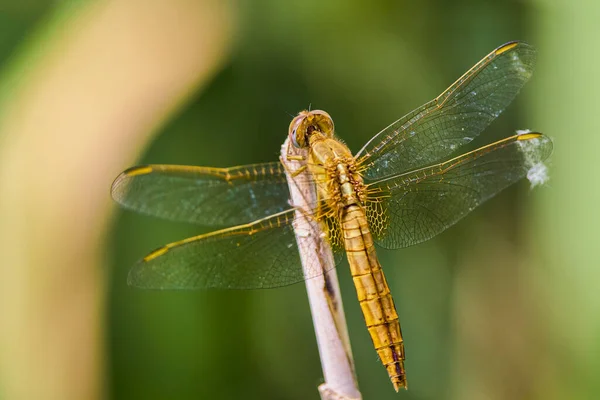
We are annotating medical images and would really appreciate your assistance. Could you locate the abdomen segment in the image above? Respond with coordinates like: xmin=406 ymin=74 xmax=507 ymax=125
xmin=342 ymin=205 xmax=407 ymax=391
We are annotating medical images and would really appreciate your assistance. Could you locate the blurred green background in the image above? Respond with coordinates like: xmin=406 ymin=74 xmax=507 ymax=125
xmin=0 ymin=0 xmax=597 ymax=399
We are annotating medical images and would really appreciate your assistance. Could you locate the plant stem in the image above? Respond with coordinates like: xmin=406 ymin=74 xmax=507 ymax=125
xmin=280 ymin=139 xmax=362 ymax=400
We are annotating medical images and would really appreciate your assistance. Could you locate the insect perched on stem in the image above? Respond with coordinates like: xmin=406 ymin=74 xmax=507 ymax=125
xmin=112 ymin=41 xmax=552 ymax=391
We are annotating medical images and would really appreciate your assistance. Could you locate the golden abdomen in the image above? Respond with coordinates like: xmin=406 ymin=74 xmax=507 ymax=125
xmin=342 ymin=205 xmax=407 ymax=391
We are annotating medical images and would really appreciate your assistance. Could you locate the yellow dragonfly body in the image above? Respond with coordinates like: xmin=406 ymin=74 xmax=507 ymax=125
xmin=289 ymin=109 xmax=406 ymax=388
xmin=111 ymin=41 xmax=552 ymax=391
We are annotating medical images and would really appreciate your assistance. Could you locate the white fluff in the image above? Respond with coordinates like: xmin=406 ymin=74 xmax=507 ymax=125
xmin=515 ymin=131 xmax=550 ymax=188
xmin=526 ymin=162 xmax=549 ymax=188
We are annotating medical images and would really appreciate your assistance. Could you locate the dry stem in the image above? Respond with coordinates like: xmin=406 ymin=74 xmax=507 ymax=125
xmin=280 ymin=139 xmax=362 ymax=400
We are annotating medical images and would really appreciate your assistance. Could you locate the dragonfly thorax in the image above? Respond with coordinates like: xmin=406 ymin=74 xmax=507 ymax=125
xmin=307 ymin=136 xmax=367 ymax=210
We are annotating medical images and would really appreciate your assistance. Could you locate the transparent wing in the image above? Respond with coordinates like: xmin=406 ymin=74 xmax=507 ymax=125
xmin=128 ymin=210 xmax=343 ymax=289
xmin=357 ymin=41 xmax=536 ymax=180
xmin=366 ymin=133 xmax=553 ymax=249
xmin=111 ymin=162 xmax=290 ymax=226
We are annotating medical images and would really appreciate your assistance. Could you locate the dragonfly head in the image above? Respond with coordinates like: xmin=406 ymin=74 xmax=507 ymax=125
xmin=289 ymin=110 xmax=334 ymax=148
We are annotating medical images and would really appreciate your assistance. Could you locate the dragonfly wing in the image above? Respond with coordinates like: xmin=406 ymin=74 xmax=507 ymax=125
xmin=357 ymin=41 xmax=536 ymax=180
xmin=366 ymin=133 xmax=553 ymax=249
xmin=128 ymin=210 xmax=341 ymax=289
xmin=111 ymin=162 xmax=290 ymax=226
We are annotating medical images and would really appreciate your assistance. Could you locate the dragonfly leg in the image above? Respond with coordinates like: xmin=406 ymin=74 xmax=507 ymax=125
xmin=290 ymin=164 xmax=307 ymax=177
xmin=287 ymin=155 xmax=306 ymax=161
xmin=279 ymin=155 xmax=308 ymax=178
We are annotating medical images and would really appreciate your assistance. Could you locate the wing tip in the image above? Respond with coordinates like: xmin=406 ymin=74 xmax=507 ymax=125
xmin=495 ymin=40 xmax=536 ymax=57
xmin=515 ymin=131 xmax=553 ymax=187
xmin=515 ymin=131 xmax=554 ymax=157
xmin=127 ymin=253 xmax=174 ymax=289
xmin=143 ymin=246 xmax=170 ymax=262
xmin=111 ymin=165 xmax=153 ymax=198
xmin=516 ymin=131 xmax=543 ymax=140
xmin=496 ymin=41 xmax=520 ymax=55
xmin=123 ymin=165 xmax=153 ymax=177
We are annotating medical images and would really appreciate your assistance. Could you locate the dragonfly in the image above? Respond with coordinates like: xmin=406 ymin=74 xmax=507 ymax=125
xmin=111 ymin=41 xmax=553 ymax=392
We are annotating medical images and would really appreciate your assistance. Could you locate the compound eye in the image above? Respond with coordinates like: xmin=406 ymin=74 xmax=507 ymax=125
xmin=291 ymin=128 xmax=301 ymax=148
xmin=311 ymin=110 xmax=334 ymax=136
xmin=288 ymin=114 xmax=306 ymax=148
